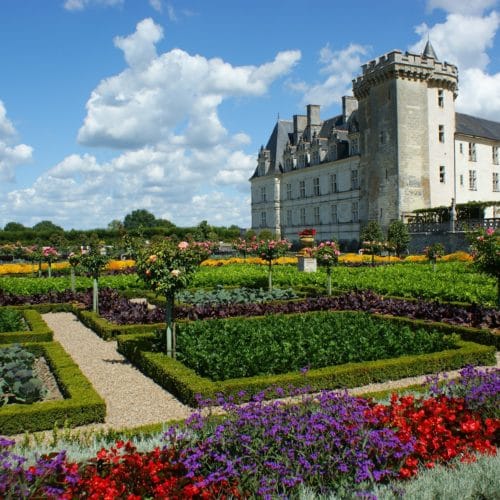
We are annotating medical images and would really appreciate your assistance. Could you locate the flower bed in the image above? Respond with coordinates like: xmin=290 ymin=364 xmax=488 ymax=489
xmin=0 ymin=341 xmax=106 ymax=435
xmin=1 ymin=366 xmax=498 ymax=498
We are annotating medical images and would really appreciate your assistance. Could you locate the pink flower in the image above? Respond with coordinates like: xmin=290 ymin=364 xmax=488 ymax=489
xmin=170 ymin=269 xmax=181 ymax=277
xmin=486 ymin=227 xmax=495 ymax=236
xmin=178 ymin=241 xmax=189 ymax=250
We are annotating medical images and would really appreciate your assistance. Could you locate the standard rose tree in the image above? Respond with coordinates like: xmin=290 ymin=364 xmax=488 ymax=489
xmin=136 ymin=238 xmax=213 ymax=357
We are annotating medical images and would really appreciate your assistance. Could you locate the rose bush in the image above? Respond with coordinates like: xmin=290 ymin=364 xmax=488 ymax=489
xmin=135 ymin=238 xmax=213 ymax=356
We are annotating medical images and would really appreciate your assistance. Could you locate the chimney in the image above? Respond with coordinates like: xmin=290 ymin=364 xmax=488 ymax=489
xmin=342 ymin=96 xmax=358 ymax=122
xmin=307 ymin=104 xmax=321 ymax=128
xmin=293 ymin=114 xmax=307 ymax=145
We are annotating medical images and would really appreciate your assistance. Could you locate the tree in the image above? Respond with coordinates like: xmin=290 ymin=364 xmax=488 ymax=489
xmin=3 ymin=222 xmax=27 ymax=232
xmin=107 ymin=219 xmax=124 ymax=231
xmin=123 ymin=209 xmax=157 ymax=230
xmin=469 ymin=228 xmax=500 ymax=307
xmin=360 ymin=221 xmax=384 ymax=265
xmin=387 ymin=220 xmax=410 ymax=257
xmin=360 ymin=221 xmax=383 ymax=243
xmin=32 ymin=220 xmax=64 ymax=232
xmin=136 ymin=239 xmax=213 ymax=357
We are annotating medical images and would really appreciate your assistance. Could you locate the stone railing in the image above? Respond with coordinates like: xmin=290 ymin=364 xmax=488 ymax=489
xmin=407 ymin=218 xmax=500 ymax=233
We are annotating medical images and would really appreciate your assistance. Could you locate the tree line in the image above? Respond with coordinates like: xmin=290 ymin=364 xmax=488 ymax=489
xmin=0 ymin=210 xmax=242 ymax=246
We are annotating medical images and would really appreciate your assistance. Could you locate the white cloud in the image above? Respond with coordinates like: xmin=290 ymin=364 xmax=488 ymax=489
xmin=1 ymin=18 xmax=300 ymax=229
xmin=63 ymin=0 xmax=123 ymax=11
xmin=0 ymin=101 xmax=33 ymax=182
xmin=427 ymin=0 xmax=498 ymax=16
xmin=291 ymin=43 xmax=369 ymax=108
xmin=0 ymin=145 xmax=255 ymax=228
xmin=410 ymin=9 xmax=500 ymax=121
xmin=149 ymin=0 xmax=162 ymax=13
xmin=411 ymin=12 xmax=499 ymax=70
xmin=78 ymin=18 xmax=300 ymax=149
xmin=167 ymin=3 xmax=177 ymax=21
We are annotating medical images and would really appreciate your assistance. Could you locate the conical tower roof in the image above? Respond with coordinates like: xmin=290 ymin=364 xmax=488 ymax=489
xmin=422 ymin=40 xmax=438 ymax=60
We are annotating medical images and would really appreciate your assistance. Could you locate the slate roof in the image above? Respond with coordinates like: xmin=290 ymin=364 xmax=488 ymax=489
xmin=265 ymin=120 xmax=293 ymax=172
xmin=456 ymin=113 xmax=500 ymax=141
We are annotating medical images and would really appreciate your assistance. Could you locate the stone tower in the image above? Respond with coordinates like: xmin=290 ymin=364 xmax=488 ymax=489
xmin=352 ymin=44 xmax=458 ymax=228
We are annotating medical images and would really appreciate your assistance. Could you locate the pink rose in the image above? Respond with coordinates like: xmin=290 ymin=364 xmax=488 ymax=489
xmin=178 ymin=241 xmax=189 ymax=250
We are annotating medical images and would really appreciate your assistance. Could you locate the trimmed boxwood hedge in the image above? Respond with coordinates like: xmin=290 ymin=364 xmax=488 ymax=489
xmin=117 ymin=311 xmax=496 ymax=407
xmin=75 ymin=309 xmax=164 ymax=340
xmin=0 ymin=308 xmax=53 ymax=344
xmin=0 ymin=341 xmax=106 ymax=435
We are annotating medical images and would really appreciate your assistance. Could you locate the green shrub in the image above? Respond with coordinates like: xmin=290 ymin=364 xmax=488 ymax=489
xmin=0 ymin=308 xmax=26 ymax=332
xmin=0 ymin=308 xmax=53 ymax=344
xmin=175 ymin=311 xmax=459 ymax=381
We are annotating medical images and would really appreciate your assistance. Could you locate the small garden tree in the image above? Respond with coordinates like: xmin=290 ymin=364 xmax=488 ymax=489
xmin=136 ymin=239 xmax=213 ymax=357
xmin=360 ymin=221 xmax=384 ymax=266
xmin=309 ymin=241 xmax=341 ymax=295
xmin=424 ymin=242 xmax=445 ymax=271
xmin=79 ymin=242 xmax=110 ymax=314
xmin=387 ymin=220 xmax=410 ymax=258
xmin=469 ymin=227 xmax=500 ymax=307
xmin=67 ymin=249 xmax=81 ymax=293
xmin=247 ymin=237 xmax=291 ymax=291
xmin=42 ymin=246 xmax=59 ymax=278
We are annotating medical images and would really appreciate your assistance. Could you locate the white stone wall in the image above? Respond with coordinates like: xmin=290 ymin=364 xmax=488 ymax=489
xmin=454 ymin=135 xmax=500 ymax=205
xmin=278 ymin=156 xmax=361 ymax=243
xmin=426 ymin=86 xmax=456 ymax=207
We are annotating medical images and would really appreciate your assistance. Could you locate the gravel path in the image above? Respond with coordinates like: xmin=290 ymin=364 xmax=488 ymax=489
xmin=42 ymin=312 xmax=192 ymax=429
xmin=40 ymin=312 xmax=499 ymax=434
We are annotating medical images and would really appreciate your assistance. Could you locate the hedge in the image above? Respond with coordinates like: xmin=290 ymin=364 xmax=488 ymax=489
xmin=0 ymin=341 xmax=106 ymax=434
xmin=75 ymin=310 xmax=164 ymax=340
xmin=117 ymin=328 xmax=496 ymax=407
xmin=0 ymin=308 xmax=53 ymax=344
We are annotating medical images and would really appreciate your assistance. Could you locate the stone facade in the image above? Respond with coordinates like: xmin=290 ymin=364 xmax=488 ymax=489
xmin=250 ymin=44 xmax=500 ymax=245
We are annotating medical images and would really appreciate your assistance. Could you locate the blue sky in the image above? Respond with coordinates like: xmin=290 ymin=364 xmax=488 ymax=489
xmin=1 ymin=0 xmax=499 ymax=230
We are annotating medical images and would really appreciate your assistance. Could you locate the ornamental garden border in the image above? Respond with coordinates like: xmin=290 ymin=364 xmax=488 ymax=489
xmin=0 ymin=307 xmax=53 ymax=344
xmin=0 ymin=341 xmax=106 ymax=435
xmin=116 ymin=314 xmax=496 ymax=407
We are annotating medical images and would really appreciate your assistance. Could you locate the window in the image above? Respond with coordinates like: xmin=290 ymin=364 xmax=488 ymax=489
xmin=459 ymin=143 xmax=463 ymax=154
xmin=438 ymin=89 xmax=444 ymax=108
xmin=313 ymin=206 xmax=320 ymax=224
xmin=469 ymin=170 xmax=477 ymax=191
xmin=493 ymin=173 xmax=499 ymax=192
xmin=260 ymin=211 xmax=267 ymax=227
xmin=260 ymin=186 xmax=266 ymax=202
xmin=286 ymin=183 xmax=292 ymax=200
xmin=438 ymin=125 xmax=445 ymax=143
xmin=330 ymin=174 xmax=338 ymax=193
xmin=351 ymin=202 xmax=359 ymax=222
xmin=460 ymin=174 xmax=464 ymax=186
xmin=286 ymin=209 xmax=292 ymax=226
xmin=493 ymin=146 xmax=499 ymax=165
xmin=313 ymin=177 xmax=320 ymax=196
xmin=379 ymin=131 xmax=384 ymax=145
xmin=312 ymin=151 xmax=320 ymax=164
xmin=331 ymin=204 xmax=337 ymax=223
xmin=351 ymin=169 xmax=359 ymax=189
xmin=439 ymin=165 xmax=445 ymax=183
xmin=299 ymin=180 xmax=306 ymax=198
xmin=300 ymin=207 xmax=306 ymax=225
xmin=469 ymin=143 xmax=477 ymax=162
